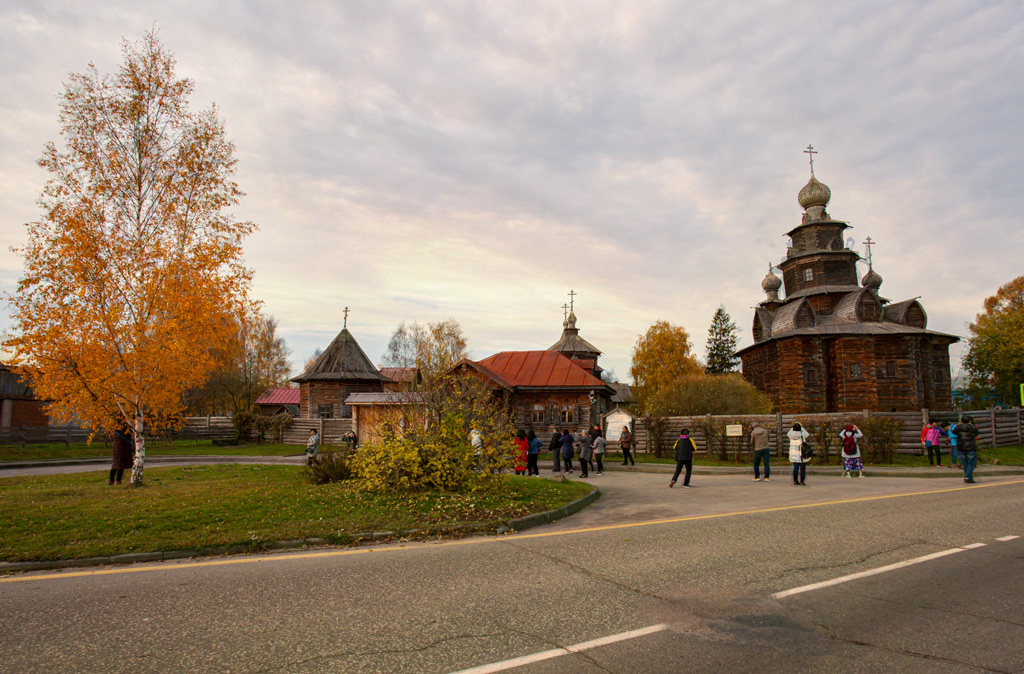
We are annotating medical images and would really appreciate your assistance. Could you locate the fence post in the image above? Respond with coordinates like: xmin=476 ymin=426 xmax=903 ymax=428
xmin=990 ymin=408 xmax=998 ymax=448
xmin=19 ymin=427 xmax=25 ymax=451
xmin=776 ymin=411 xmax=783 ymax=458
xmin=319 ymin=417 xmax=324 ymax=441
xmin=921 ymin=408 xmax=929 ymax=426
xmin=206 ymin=415 xmax=211 ymax=439
xmin=1018 ymin=408 xmax=1022 ymax=445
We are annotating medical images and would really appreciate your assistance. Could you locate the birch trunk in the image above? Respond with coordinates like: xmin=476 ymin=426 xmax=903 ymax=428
xmin=130 ymin=416 xmax=146 ymax=486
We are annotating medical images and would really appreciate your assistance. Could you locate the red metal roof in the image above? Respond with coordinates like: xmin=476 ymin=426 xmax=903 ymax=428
xmin=476 ymin=351 xmax=606 ymax=388
xmin=254 ymin=388 xmax=300 ymax=405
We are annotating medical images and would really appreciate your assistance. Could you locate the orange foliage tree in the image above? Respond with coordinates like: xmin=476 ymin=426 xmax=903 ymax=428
xmin=4 ymin=32 xmax=256 ymax=485
xmin=629 ymin=320 xmax=703 ymax=414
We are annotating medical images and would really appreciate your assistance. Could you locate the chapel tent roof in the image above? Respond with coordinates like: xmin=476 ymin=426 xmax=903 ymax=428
xmin=291 ymin=328 xmax=386 ymax=383
xmin=548 ymin=311 xmax=602 ymax=359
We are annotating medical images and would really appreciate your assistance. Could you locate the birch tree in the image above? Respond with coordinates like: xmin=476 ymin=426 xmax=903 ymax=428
xmin=5 ymin=32 xmax=256 ymax=485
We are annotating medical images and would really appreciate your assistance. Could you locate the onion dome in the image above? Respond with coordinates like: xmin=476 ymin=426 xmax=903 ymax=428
xmin=798 ymin=176 xmax=831 ymax=208
xmin=861 ymin=267 xmax=883 ymax=290
xmin=761 ymin=268 xmax=782 ymax=293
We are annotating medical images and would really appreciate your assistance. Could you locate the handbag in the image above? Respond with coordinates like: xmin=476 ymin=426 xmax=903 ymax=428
xmin=800 ymin=437 xmax=815 ymax=459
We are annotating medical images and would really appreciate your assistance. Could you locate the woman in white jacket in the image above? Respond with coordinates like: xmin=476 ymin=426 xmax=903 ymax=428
xmin=787 ymin=422 xmax=810 ymax=486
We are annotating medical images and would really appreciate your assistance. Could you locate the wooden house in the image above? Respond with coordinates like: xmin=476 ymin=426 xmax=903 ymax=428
xmin=290 ymin=327 xmax=387 ymax=419
xmin=0 ymin=364 xmax=49 ymax=428
xmin=737 ymin=169 xmax=958 ymax=413
xmin=253 ymin=388 xmax=300 ymax=416
xmin=457 ymin=350 xmax=615 ymax=437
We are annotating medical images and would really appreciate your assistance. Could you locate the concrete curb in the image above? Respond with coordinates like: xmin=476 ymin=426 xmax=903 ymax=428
xmin=499 ymin=486 xmax=601 ymax=534
xmin=600 ymin=463 xmax=1024 ymax=478
xmin=0 ymin=489 xmax=600 ymax=574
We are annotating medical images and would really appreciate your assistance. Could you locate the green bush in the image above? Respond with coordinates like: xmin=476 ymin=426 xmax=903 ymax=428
xmin=648 ymin=373 xmax=773 ymax=416
xmin=860 ymin=416 xmax=901 ymax=464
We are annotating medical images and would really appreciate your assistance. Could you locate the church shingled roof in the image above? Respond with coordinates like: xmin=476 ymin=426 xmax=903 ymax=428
xmin=291 ymin=328 xmax=386 ymax=383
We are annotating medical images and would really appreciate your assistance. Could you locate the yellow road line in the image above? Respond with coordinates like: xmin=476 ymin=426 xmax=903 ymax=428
xmin=4 ymin=478 xmax=1023 ymax=584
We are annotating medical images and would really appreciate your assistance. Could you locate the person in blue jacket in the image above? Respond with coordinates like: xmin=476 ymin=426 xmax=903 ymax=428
xmin=559 ymin=429 xmax=576 ymax=474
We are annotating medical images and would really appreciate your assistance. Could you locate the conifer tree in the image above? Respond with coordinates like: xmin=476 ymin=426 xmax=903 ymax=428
xmin=705 ymin=305 xmax=739 ymax=374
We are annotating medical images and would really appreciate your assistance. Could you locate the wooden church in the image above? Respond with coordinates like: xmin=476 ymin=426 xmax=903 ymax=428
xmin=737 ymin=155 xmax=958 ymax=413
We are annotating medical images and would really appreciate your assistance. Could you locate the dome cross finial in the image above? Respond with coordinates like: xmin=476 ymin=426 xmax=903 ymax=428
xmin=343 ymin=306 xmax=350 ymax=329
xmin=804 ymin=144 xmax=818 ymax=176
xmin=561 ymin=303 xmax=569 ymax=321
xmin=567 ymin=288 xmax=577 ymax=312
xmin=863 ymin=236 xmax=876 ymax=268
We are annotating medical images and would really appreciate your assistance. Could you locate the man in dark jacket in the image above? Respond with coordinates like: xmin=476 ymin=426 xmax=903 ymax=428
xmin=954 ymin=418 xmax=981 ymax=483
xmin=750 ymin=422 xmax=771 ymax=481
xmin=670 ymin=428 xmax=696 ymax=488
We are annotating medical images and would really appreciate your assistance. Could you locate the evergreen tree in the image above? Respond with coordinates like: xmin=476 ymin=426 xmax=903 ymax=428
xmin=705 ymin=305 xmax=739 ymax=374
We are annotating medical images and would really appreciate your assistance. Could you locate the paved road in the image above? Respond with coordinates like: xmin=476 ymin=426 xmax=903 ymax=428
xmin=1 ymin=471 xmax=1022 ymax=673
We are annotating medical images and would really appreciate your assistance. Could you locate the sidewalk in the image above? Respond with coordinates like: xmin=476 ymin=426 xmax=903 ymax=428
xmin=575 ymin=460 xmax=1024 ymax=479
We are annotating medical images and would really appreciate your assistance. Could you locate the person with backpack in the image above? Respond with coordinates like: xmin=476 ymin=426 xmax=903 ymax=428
xmin=839 ymin=423 xmax=865 ymax=478
xmin=670 ymin=428 xmax=696 ymax=488
xmin=787 ymin=422 xmax=810 ymax=486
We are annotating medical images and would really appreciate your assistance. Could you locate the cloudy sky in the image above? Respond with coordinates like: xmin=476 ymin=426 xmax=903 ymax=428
xmin=2 ymin=1 xmax=1021 ymax=382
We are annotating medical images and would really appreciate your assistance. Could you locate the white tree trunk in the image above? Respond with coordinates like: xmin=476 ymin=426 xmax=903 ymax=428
xmin=130 ymin=416 xmax=146 ymax=486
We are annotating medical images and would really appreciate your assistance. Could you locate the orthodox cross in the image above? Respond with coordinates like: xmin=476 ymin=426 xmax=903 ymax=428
xmin=567 ymin=289 xmax=577 ymax=312
xmin=863 ymin=236 xmax=875 ymax=268
xmin=561 ymin=303 xmax=570 ymax=321
xmin=803 ymin=144 xmax=818 ymax=176
xmin=343 ymin=306 xmax=350 ymax=328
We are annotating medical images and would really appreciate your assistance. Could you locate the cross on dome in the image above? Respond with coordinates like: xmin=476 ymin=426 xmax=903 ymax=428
xmin=804 ymin=144 xmax=818 ymax=176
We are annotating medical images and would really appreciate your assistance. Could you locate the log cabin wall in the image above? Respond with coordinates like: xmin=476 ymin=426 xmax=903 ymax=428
xmin=299 ymin=381 xmax=383 ymax=418
xmin=510 ymin=391 xmax=592 ymax=440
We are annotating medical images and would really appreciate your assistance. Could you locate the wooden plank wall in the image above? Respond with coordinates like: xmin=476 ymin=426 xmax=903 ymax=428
xmin=633 ymin=408 xmax=1024 ymax=456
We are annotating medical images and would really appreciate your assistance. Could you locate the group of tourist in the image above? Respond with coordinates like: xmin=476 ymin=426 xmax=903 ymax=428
xmin=921 ymin=418 xmax=981 ymax=483
xmin=514 ymin=426 xmax=634 ymax=479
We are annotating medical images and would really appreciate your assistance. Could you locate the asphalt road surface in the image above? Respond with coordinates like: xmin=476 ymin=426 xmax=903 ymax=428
xmin=2 ymin=472 xmax=1022 ymax=673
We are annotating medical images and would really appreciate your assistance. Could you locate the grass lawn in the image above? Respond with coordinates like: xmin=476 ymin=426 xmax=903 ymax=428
xmin=0 ymin=439 xmax=299 ymax=462
xmin=0 ymin=465 xmax=593 ymax=563
xmin=604 ymin=445 xmax=1024 ymax=467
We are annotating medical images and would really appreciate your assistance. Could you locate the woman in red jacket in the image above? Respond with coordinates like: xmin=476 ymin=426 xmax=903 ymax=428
xmin=513 ymin=429 xmax=529 ymax=476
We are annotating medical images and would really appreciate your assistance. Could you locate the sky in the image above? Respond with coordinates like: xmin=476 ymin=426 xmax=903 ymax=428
xmin=2 ymin=1 xmax=1022 ymax=383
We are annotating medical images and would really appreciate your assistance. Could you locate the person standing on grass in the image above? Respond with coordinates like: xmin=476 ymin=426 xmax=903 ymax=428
xmin=839 ymin=423 xmax=865 ymax=478
xmin=788 ymin=422 xmax=810 ymax=486
xmin=954 ymin=417 xmax=980 ymax=483
xmin=526 ymin=429 xmax=542 ymax=477
xmin=619 ymin=426 xmax=634 ymax=465
xmin=560 ymin=429 xmax=576 ymax=474
xmin=750 ymin=421 xmax=771 ymax=481
xmin=305 ymin=428 xmax=320 ymax=466
xmin=921 ymin=421 xmax=944 ymax=467
xmin=109 ymin=424 xmax=134 ymax=485
xmin=670 ymin=428 xmax=696 ymax=488
xmin=593 ymin=433 xmax=606 ymax=474
xmin=513 ymin=429 xmax=529 ymax=476
xmin=550 ymin=431 xmax=564 ymax=472
xmin=942 ymin=421 xmax=962 ymax=469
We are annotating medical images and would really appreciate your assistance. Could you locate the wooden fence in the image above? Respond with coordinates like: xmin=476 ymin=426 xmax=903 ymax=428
xmin=632 ymin=408 xmax=1024 ymax=458
xmin=0 ymin=416 xmax=353 ymax=449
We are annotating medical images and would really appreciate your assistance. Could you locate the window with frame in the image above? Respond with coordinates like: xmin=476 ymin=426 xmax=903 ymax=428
xmin=531 ymin=404 xmax=545 ymax=423
xmin=803 ymin=367 xmax=817 ymax=385
xmin=849 ymin=363 xmax=862 ymax=378
xmin=803 ymin=268 xmax=814 ymax=282
xmin=559 ymin=405 xmax=575 ymax=424
xmin=885 ymin=361 xmax=896 ymax=377
xmin=317 ymin=404 xmax=333 ymax=419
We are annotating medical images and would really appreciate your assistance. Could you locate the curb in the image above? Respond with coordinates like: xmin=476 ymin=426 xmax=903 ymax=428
xmin=498 ymin=486 xmax=601 ymax=534
xmin=0 ymin=489 xmax=599 ymax=574
xmin=0 ymin=455 xmax=305 ymax=470
xmin=599 ymin=463 xmax=1024 ymax=478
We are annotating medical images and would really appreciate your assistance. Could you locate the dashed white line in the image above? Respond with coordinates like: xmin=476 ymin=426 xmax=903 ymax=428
xmin=772 ymin=544 xmax=987 ymax=599
xmin=996 ymin=535 xmax=1020 ymax=542
xmin=448 ymin=623 xmax=670 ymax=674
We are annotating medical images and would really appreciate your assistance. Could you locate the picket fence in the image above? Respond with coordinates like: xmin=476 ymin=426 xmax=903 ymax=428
xmin=631 ymin=408 xmax=1024 ymax=457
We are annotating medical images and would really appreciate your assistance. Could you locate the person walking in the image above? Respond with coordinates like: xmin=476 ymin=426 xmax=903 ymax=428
xmin=750 ymin=421 xmax=771 ymax=481
xmin=526 ymin=429 xmax=542 ymax=476
xmin=670 ymin=428 xmax=696 ymax=488
xmin=305 ymin=428 xmax=320 ymax=466
xmin=788 ymin=422 xmax=810 ymax=486
xmin=942 ymin=421 xmax=962 ymax=469
xmin=559 ymin=429 xmax=576 ymax=474
xmin=954 ymin=417 xmax=981 ymax=483
xmin=839 ymin=423 xmax=865 ymax=478
xmin=577 ymin=430 xmax=593 ymax=478
xmin=921 ymin=421 xmax=944 ymax=467
xmin=593 ymin=433 xmax=606 ymax=474
xmin=513 ymin=429 xmax=529 ymax=476
xmin=109 ymin=424 xmax=134 ymax=485
xmin=619 ymin=426 xmax=634 ymax=465
xmin=549 ymin=431 xmax=564 ymax=472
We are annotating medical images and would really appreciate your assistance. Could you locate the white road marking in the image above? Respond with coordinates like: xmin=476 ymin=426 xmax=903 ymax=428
xmin=448 ymin=623 xmax=670 ymax=674
xmin=996 ymin=535 xmax=1020 ymax=542
xmin=772 ymin=544 xmax=987 ymax=599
